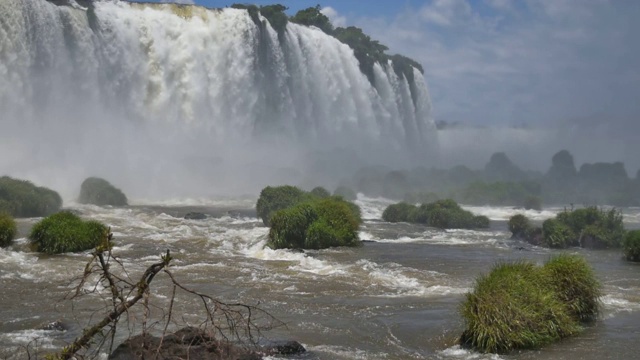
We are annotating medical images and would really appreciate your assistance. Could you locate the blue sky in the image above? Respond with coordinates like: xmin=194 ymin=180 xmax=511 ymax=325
xmin=149 ymin=0 xmax=640 ymax=130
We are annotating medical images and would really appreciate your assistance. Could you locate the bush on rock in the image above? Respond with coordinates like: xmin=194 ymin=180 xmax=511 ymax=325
xmin=0 ymin=213 xmax=17 ymax=247
xmin=623 ymin=230 xmax=640 ymax=262
xmin=460 ymin=255 xmax=600 ymax=353
xmin=267 ymin=197 xmax=361 ymax=250
xmin=79 ymin=177 xmax=128 ymax=206
xmin=29 ymin=212 xmax=108 ymax=254
xmin=256 ymin=186 xmax=308 ymax=226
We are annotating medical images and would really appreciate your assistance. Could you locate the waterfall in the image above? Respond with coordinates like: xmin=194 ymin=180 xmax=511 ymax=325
xmin=0 ymin=0 xmax=436 ymax=198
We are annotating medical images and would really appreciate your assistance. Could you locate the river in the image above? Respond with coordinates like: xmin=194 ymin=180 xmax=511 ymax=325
xmin=1 ymin=196 xmax=639 ymax=359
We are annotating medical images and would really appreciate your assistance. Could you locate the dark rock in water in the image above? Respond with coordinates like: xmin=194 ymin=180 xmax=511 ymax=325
xmin=261 ymin=340 xmax=306 ymax=356
xmin=40 ymin=320 xmax=67 ymax=331
xmin=185 ymin=212 xmax=207 ymax=220
xmin=109 ymin=327 xmax=261 ymax=360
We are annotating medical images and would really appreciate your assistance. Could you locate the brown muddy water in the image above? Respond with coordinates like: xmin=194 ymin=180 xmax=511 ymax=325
xmin=1 ymin=196 xmax=639 ymax=359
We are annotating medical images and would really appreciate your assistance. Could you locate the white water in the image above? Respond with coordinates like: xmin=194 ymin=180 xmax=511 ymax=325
xmin=0 ymin=0 xmax=435 ymax=199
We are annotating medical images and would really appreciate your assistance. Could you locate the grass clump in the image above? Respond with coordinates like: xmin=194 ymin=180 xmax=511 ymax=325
xmin=381 ymin=202 xmax=416 ymax=223
xmin=29 ymin=212 xmax=108 ymax=254
xmin=78 ymin=177 xmax=128 ymax=207
xmin=268 ymin=197 xmax=361 ymax=250
xmin=508 ymin=214 xmax=531 ymax=239
xmin=0 ymin=213 xmax=17 ymax=247
xmin=623 ymin=230 xmax=640 ymax=262
xmin=542 ymin=218 xmax=574 ymax=248
xmin=460 ymin=255 xmax=601 ymax=353
xmin=256 ymin=186 xmax=309 ymax=226
xmin=0 ymin=176 xmax=62 ymax=217
xmin=552 ymin=207 xmax=624 ymax=249
xmin=542 ymin=254 xmax=601 ymax=321
xmin=381 ymin=199 xmax=490 ymax=229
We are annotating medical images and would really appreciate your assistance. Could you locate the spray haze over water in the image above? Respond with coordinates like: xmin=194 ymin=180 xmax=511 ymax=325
xmin=0 ymin=0 xmax=436 ymax=200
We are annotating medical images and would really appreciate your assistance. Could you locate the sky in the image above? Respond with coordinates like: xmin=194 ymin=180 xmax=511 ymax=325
xmin=147 ymin=0 xmax=640 ymax=131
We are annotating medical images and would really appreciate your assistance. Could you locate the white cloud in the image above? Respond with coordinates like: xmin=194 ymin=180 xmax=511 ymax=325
xmin=321 ymin=6 xmax=347 ymax=28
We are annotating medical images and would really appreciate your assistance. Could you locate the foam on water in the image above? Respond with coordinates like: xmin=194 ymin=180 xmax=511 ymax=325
xmin=461 ymin=205 xmax=557 ymax=221
xmin=601 ymin=294 xmax=640 ymax=318
xmin=355 ymin=194 xmax=396 ymax=220
xmin=437 ymin=345 xmax=503 ymax=359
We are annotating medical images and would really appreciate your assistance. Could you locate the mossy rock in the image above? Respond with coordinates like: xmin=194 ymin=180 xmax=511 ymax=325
xmin=78 ymin=177 xmax=128 ymax=206
xmin=29 ymin=212 xmax=109 ymax=254
xmin=381 ymin=199 xmax=489 ymax=229
xmin=267 ymin=197 xmax=361 ymax=250
xmin=623 ymin=230 xmax=640 ymax=262
xmin=0 ymin=176 xmax=62 ymax=217
xmin=460 ymin=255 xmax=600 ymax=353
xmin=0 ymin=213 xmax=17 ymax=247
xmin=554 ymin=207 xmax=624 ymax=249
xmin=256 ymin=185 xmax=309 ymax=226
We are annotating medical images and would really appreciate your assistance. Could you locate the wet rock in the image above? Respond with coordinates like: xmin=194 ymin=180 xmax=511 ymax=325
xmin=185 ymin=212 xmax=207 ymax=220
xmin=40 ymin=320 xmax=67 ymax=331
xmin=109 ymin=327 xmax=257 ymax=360
xmin=261 ymin=340 xmax=306 ymax=356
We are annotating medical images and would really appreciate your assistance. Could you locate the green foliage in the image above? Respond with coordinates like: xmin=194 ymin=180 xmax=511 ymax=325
xmin=333 ymin=26 xmax=389 ymax=81
xmin=542 ymin=254 xmax=601 ymax=321
xmin=555 ymin=207 xmax=625 ymax=248
xmin=0 ymin=213 xmax=17 ymax=247
xmin=0 ymin=176 xmax=62 ymax=217
xmin=78 ymin=177 xmax=128 ymax=206
xmin=382 ymin=202 xmax=416 ymax=223
xmin=290 ymin=5 xmax=333 ymax=34
xmin=623 ymin=230 xmax=640 ymax=262
xmin=382 ymin=199 xmax=489 ymax=229
xmin=259 ymin=4 xmax=288 ymax=33
xmin=508 ymin=214 xmax=531 ymax=239
xmin=484 ymin=152 xmax=526 ymax=182
xmin=310 ymin=186 xmax=331 ymax=198
xmin=542 ymin=218 xmax=575 ymax=248
xmin=333 ymin=186 xmax=357 ymax=201
xmin=523 ymin=195 xmax=542 ymax=211
xmin=256 ymin=185 xmax=308 ymax=226
xmin=29 ymin=212 xmax=108 ymax=254
xmin=267 ymin=197 xmax=361 ymax=250
xmin=460 ymin=261 xmax=581 ymax=353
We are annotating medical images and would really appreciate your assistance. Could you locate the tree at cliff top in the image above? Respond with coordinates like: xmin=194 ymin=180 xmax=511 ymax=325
xmin=290 ymin=5 xmax=333 ymax=34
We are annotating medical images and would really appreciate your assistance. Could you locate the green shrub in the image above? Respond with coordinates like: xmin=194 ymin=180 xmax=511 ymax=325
xmin=542 ymin=218 xmax=575 ymax=248
xmin=381 ymin=202 xmax=416 ymax=223
xmin=310 ymin=186 xmax=331 ymax=198
xmin=542 ymin=254 xmax=601 ymax=321
xmin=78 ymin=177 xmax=128 ymax=207
xmin=555 ymin=207 xmax=624 ymax=248
xmin=523 ymin=196 xmax=542 ymax=211
xmin=29 ymin=212 xmax=108 ymax=254
xmin=623 ymin=230 xmax=640 ymax=262
xmin=0 ymin=176 xmax=62 ymax=217
xmin=508 ymin=214 xmax=531 ymax=239
xmin=425 ymin=199 xmax=489 ymax=229
xmin=0 ymin=213 xmax=17 ymax=247
xmin=259 ymin=4 xmax=288 ymax=33
xmin=333 ymin=186 xmax=357 ymax=201
xmin=382 ymin=199 xmax=489 ymax=229
xmin=256 ymin=185 xmax=308 ymax=226
xmin=289 ymin=5 xmax=334 ymax=34
xmin=460 ymin=261 xmax=580 ymax=353
xmin=267 ymin=197 xmax=361 ymax=250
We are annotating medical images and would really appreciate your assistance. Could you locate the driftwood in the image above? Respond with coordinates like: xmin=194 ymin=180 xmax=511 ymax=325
xmin=45 ymin=229 xmax=281 ymax=359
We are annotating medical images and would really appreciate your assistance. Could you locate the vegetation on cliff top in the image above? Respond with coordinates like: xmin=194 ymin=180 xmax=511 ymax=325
xmin=78 ymin=177 xmax=128 ymax=206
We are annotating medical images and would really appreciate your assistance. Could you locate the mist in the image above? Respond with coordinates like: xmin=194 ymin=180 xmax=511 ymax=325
xmin=0 ymin=0 xmax=435 ymax=202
